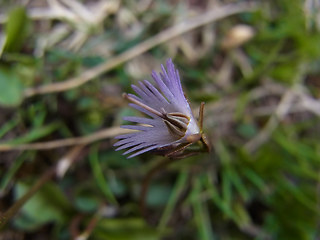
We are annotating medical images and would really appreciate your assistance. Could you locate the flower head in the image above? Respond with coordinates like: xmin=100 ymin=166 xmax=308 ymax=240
xmin=114 ymin=58 xmax=206 ymax=158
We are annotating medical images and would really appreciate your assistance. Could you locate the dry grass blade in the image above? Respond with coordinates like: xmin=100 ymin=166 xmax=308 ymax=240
xmin=244 ymin=88 xmax=296 ymax=153
xmin=56 ymin=145 xmax=84 ymax=178
xmin=23 ymin=2 xmax=258 ymax=98
xmin=0 ymin=127 xmax=131 ymax=151
xmin=244 ymin=64 xmax=308 ymax=153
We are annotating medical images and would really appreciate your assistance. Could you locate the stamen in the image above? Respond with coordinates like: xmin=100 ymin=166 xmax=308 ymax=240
xmin=164 ymin=120 xmax=186 ymax=137
xmin=123 ymin=93 xmax=163 ymax=117
xmin=163 ymin=112 xmax=190 ymax=138
xmin=165 ymin=113 xmax=189 ymax=130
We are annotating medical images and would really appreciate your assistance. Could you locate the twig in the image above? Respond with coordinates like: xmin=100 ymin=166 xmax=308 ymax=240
xmin=23 ymin=2 xmax=258 ymax=98
xmin=140 ymin=157 xmax=176 ymax=217
xmin=75 ymin=216 xmax=99 ymax=240
xmin=0 ymin=127 xmax=131 ymax=151
xmin=299 ymin=92 xmax=320 ymax=117
xmin=70 ymin=213 xmax=99 ymax=240
xmin=244 ymin=62 xmax=307 ymax=153
xmin=240 ymin=224 xmax=272 ymax=240
xmin=0 ymin=166 xmax=56 ymax=229
xmin=0 ymin=144 xmax=87 ymax=228
xmin=56 ymin=145 xmax=85 ymax=178
xmin=244 ymin=89 xmax=295 ymax=153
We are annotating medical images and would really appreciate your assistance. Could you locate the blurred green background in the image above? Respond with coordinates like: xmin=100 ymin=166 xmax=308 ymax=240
xmin=1 ymin=0 xmax=320 ymax=239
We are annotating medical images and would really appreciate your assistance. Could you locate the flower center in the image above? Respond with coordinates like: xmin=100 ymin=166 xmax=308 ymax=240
xmin=163 ymin=112 xmax=190 ymax=138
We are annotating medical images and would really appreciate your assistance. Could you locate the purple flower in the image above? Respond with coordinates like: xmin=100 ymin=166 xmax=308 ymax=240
xmin=114 ymin=59 xmax=203 ymax=158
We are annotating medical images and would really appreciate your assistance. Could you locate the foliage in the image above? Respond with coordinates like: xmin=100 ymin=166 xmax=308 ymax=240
xmin=0 ymin=0 xmax=320 ymax=239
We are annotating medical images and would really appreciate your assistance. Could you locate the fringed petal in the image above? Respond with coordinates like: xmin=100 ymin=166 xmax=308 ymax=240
xmin=114 ymin=58 xmax=200 ymax=158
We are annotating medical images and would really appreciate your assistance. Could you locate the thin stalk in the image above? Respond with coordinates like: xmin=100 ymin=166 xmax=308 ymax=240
xmin=0 ymin=167 xmax=56 ymax=229
xmin=140 ymin=157 xmax=176 ymax=217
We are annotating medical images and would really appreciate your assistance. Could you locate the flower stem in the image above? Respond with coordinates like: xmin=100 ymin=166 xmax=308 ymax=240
xmin=140 ymin=157 xmax=176 ymax=218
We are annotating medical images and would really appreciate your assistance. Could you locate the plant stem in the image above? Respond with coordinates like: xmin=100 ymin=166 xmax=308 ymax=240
xmin=0 ymin=167 xmax=56 ymax=229
xmin=140 ymin=157 xmax=176 ymax=217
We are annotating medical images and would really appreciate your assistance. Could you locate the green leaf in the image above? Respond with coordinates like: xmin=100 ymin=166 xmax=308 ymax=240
xmin=0 ymin=152 xmax=34 ymax=194
xmin=82 ymin=56 xmax=104 ymax=67
xmin=89 ymin=145 xmax=118 ymax=204
xmin=205 ymin=174 xmax=235 ymax=219
xmin=75 ymin=194 xmax=100 ymax=213
xmin=242 ymin=168 xmax=265 ymax=192
xmin=3 ymin=122 xmax=61 ymax=144
xmin=158 ymin=171 xmax=188 ymax=229
xmin=13 ymin=181 xmax=73 ymax=231
xmin=3 ymin=7 xmax=30 ymax=52
xmin=0 ymin=117 xmax=19 ymax=139
xmin=235 ymin=93 xmax=250 ymax=121
xmin=146 ymin=183 xmax=172 ymax=207
xmin=93 ymin=218 xmax=162 ymax=240
xmin=0 ymin=67 xmax=23 ymax=107
xmin=191 ymin=177 xmax=215 ymax=240
xmin=228 ymin=168 xmax=249 ymax=201
xmin=236 ymin=123 xmax=258 ymax=139
xmin=232 ymin=202 xmax=251 ymax=228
